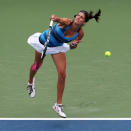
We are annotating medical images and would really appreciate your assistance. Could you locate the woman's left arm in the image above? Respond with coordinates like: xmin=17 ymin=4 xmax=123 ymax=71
xmin=70 ymin=29 xmax=84 ymax=49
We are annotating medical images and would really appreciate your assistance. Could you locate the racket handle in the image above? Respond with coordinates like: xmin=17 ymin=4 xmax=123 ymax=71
xmin=49 ymin=20 xmax=54 ymax=27
xmin=41 ymin=20 xmax=53 ymax=60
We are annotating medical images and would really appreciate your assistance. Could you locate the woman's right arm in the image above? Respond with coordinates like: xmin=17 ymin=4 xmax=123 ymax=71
xmin=50 ymin=15 xmax=72 ymax=26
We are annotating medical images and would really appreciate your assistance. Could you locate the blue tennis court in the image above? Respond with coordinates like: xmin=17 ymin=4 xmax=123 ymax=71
xmin=0 ymin=120 xmax=131 ymax=131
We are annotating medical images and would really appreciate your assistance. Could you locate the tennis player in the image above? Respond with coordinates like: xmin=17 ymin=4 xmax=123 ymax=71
xmin=27 ymin=9 xmax=101 ymax=118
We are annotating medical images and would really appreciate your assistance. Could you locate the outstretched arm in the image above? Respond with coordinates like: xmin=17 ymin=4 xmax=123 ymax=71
xmin=50 ymin=15 xmax=72 ymax=25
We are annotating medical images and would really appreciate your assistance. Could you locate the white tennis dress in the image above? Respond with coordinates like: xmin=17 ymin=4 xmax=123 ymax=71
xmin=27 ymin=32 xmax=70 ymax=54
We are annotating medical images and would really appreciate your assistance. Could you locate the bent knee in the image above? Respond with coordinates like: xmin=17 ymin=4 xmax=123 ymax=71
xmin=31 ymin=61 xmax=42 ymax=71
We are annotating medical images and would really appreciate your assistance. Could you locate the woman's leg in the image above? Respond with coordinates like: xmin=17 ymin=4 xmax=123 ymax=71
xmin=28 ymin=51 xmax=43 ymax=84
xmin=51 ymin=53 xmax=66 ymax=104
xmin=27 ymin=51 xmax=43 ymax=98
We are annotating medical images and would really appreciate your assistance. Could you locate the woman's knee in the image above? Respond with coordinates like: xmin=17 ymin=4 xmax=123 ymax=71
xmin=58 ymin=70 xmax=66 ymax=80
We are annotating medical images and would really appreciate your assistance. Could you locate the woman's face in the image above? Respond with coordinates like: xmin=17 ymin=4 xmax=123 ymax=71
xmin=74 ymin=12 xmax=86 ymax=25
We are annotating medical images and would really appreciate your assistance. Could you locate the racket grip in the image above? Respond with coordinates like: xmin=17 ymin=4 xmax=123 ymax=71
xmin=49 ymin=20 xmax=54 ymax=27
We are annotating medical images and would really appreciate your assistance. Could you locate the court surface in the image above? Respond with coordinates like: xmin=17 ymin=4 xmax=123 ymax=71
xmin=0 ymin=120 xmax=131 ymax=131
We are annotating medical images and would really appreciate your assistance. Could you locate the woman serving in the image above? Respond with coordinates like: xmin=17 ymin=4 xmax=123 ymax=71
xmin=27 ymin=9 xmax=101 ymax=118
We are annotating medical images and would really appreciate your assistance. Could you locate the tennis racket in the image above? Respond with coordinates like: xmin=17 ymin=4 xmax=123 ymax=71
xmin=41 ymin=20 xmax=54 ymax=60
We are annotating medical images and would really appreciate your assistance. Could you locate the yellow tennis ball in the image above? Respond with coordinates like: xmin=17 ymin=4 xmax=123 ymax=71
xmin=105 ymin=51 xmax=111 ymax=56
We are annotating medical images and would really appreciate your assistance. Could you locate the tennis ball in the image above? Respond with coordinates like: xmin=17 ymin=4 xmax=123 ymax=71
xmin=105 ymin=51 xmax=111 ymax=56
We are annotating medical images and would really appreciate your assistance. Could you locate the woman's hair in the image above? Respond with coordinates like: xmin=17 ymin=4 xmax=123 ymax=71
xmin=87 ymin=9 xmax=101 ymax=22
xmin=79 ymin=9 xmax=101 ymax=22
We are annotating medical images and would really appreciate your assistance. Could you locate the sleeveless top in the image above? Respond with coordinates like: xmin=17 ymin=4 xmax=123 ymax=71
xmin=39 ymin=24 xmax=79 ymax=47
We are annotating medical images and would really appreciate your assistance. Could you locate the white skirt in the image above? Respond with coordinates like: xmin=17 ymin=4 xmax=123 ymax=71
xmin=27 ymin=32 xmax=70 ymax=54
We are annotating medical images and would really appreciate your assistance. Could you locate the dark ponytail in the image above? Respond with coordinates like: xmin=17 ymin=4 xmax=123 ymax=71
xmin=88 ymin=9 xmax=101 ymax=22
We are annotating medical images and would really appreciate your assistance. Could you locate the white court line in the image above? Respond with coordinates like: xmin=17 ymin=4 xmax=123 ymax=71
xmin=0 ymin=118 xmax=131 ymax=120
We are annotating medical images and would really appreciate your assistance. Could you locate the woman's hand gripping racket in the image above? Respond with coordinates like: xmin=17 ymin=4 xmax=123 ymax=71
xmin=41 ymin=20 xmax=54 ymax=60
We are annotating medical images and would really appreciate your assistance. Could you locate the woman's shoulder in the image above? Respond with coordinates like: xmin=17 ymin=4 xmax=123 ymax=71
xmin=79 ymin=28 xmax=84 ymax=35
xmin=62 ymin=18 xmax=72 ymax=25
xmin=57 ymin=18 xmax=72 ymax=27
xmin=77 ymin=28 xmax=84 ymax=40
